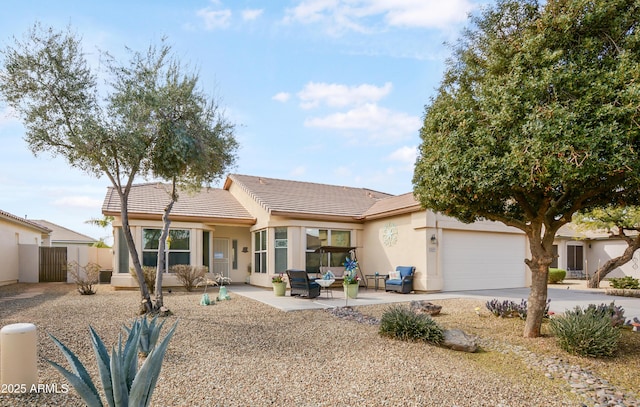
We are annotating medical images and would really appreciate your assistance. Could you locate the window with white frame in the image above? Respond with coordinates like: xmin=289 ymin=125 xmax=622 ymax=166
xmin=254 ymin=229 xmax=267 ymax=273
xmin=142 ymin=229 xmax=190 ymax=269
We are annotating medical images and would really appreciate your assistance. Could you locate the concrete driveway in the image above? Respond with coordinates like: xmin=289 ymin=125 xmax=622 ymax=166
xmin=229 ymin=280 xmax=640 ymax=321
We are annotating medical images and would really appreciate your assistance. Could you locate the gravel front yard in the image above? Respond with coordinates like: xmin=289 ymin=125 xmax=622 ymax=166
xmin=0 ymin=283 xmax=627 ymax=406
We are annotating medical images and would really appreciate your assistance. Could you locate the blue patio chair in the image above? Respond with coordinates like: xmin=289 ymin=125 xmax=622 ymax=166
xmin=384 ymin=266 xmax=416 ymax=294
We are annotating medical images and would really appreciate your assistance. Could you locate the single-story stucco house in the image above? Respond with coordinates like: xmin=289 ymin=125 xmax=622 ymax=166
xmin=102 ymin=174 xmax=532 ymax=292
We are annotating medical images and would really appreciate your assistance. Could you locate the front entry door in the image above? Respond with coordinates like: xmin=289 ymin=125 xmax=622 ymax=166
xmin=213 ymin=238 xmax=230 ymax=279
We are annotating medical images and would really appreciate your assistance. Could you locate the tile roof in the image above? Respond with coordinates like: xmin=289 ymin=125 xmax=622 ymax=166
xmin=225 ymin=174 xmax=395 ymax=221
xmin=0 ymin=209 xmax=51 ymax=233
xmin=102 ymin=183 xmax=255 ymax=224
xmin=32 ymin=219 xmax=97 ymax=244
xmin=361 ymin=192 xmax=423 ymax=219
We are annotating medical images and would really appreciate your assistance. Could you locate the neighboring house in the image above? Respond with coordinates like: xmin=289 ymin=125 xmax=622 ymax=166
xmin=0 ymin=209 xmax=51 ymax=286
xmin=33 ymin=219 xmax=98 ymax=246
xmin=554 ymin=224 xmax=640 ymax=280
xmin=102 ymin=174 xmax=529 ymax=292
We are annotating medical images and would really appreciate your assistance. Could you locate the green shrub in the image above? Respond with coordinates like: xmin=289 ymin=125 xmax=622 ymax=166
xmin=548 ymin=268 xmax=566 ymax=284
xmin=130 ymin=266 xmax=157 ymax=293
xmin=549 ymin=307 xmax=621 ymax=358
xmin=609 ymin=276 xmax=640 ymax=289
xmin=581 ymin=302 xmax=626 ymax=328
xmin=379 ymin=305 xmax=444 ymax=344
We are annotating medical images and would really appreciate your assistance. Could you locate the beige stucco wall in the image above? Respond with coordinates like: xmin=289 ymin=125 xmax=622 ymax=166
xmin=109 ymin=217 xmax=252 ymax=288
xmin=586 ymin=240 xmax=640 ymax=280
xmin=360 ymin=212 xmax=433 ymax=291
xmin=0 ymin=219 xmax=44 ymax=286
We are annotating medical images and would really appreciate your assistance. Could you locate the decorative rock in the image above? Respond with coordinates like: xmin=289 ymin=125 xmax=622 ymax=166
xmin=442 ymin=329 xmax=478 ymax=353
xmin=409 ymin=300 xmax=442 ymax=316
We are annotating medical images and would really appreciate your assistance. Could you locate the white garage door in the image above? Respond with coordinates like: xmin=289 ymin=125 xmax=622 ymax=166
xmin=442 ymin=230 xmax=526 ymax=291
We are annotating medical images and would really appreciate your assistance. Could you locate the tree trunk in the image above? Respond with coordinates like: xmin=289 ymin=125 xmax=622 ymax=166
xmin=523 ymin=224 xmax=555 ymax=338
xmin=587 ymin=235 xmax=640 ymax=288
xmin=524 ymin=262 xmax=549 ymax=337
xmin=119 ymin=191 xmax=153 ymax=314
xmin=154 ymin=180 xmax=177 ymax=311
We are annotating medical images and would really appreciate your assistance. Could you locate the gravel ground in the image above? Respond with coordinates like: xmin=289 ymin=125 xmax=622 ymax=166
xmin=0 ymin=283 xmax=610 ymax=406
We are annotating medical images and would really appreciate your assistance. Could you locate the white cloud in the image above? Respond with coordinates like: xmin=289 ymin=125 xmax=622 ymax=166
xmin=304 ymin=103 xmax=421 ymax=141
xmin=242 ymin=8 xmax=264 ymax=21
xmin=297 ymin=82 xmax=392 ymax=109
xmin=272 ymin=92 xmax=291 ymax=103
xmin=283 ymin=0 xmax=476 ymax=33
xmin=197 ymin=7 xmax=232 ymax=30
xmin=52 ymin=196 xmax=103 ymax=209
xmin=388 ymin=145 xmax=417 ymax=164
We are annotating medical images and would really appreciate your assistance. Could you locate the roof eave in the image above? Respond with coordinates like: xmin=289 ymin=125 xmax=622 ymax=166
xmin=103 ymin=211 xmax=256 ymax=226
xmin=361 ymin=204 xmax=423 ymax=221
xmin=270 ymin=210 xmax=365 ymax=223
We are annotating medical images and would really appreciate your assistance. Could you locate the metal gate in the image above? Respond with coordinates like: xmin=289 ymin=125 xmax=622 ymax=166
xmin=39 ymin=247 xmax=67 ymax=282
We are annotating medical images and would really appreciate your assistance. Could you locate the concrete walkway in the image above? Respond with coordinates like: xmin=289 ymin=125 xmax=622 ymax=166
xmin=228 ymin=280 xmax=640 ymax=321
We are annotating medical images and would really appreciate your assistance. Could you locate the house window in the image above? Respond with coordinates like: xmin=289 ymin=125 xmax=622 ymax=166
xmin=203 ymin=231 xmax=210 ymax=270
xmin=117 ymin=228 xmax=129 ymax=273
xmin=567 ymin=244 xmax=583 ymax=271
xmin=305 ymin=228 xmax=351 ymax=273
xmin=142 ymin=229 xmax=190 ymax=269
xmin=254 ymin=229 xmax=267 ymax=273
xmin=274 ymin=227 xmax=287 ymax=274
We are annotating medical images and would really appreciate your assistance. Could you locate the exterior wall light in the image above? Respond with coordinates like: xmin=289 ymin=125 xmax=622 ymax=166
xmin=430 ymin=234 xmax=437 ymax=244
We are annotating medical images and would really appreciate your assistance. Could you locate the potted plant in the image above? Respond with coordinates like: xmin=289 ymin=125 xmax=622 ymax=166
xmin=272 ymin=273 xmax=286 ymax=296
xmin=343 ymin=257 xmax=359 ymax=299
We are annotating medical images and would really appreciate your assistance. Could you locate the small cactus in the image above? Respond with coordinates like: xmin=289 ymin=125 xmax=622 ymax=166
xmin=46 ymin=320 xmax=177 ymax=407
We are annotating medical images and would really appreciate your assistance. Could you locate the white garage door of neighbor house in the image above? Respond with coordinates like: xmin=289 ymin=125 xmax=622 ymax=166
xmin=442 ymin=230 xmax=526 ymax=291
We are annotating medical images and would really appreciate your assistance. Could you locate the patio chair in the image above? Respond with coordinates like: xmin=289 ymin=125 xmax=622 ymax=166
xmin=286 ymin=269 xmax=321 ymax=299
xmin=384 ymin=266 xmax=416 ymax=294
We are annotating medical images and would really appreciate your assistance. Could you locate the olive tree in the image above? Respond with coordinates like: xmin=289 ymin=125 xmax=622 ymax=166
xmin=0 ymin=24 xmax=237 ymax=313
xmin=573 ymin=206 xmax=640 ymax=288
xmin=413 ymin=0 xmax=640 ymax=337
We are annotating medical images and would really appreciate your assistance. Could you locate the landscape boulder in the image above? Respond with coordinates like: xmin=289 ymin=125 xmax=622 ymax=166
xmin=442 ymin=329 xmax=479 ymax=353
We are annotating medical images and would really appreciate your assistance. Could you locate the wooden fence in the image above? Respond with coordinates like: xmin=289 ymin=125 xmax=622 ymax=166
xmin=39 ymin=247 xmax=67 ymax=282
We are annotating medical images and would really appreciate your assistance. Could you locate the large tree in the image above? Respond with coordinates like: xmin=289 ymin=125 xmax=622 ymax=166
xmin=0 ymin=24 xmax=237 ymax=314
xmin=413 ymin=0 xmax=640 ymax=337
xmin=573 ymin=206 xmax=640 ymax=288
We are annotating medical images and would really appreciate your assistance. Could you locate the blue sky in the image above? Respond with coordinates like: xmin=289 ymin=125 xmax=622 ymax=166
xmin=0 ymin=0 xmax=487 ymax=241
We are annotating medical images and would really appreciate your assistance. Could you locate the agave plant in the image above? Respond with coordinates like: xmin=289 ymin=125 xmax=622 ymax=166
xmin=124 ymin=315 xmax=167 ymax=357
xmin=46 ymin=320 xmax=178 ymax=407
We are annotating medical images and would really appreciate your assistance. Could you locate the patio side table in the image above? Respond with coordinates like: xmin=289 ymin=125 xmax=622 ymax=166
xmin=365 ymin=274 xmax=387 ymax=291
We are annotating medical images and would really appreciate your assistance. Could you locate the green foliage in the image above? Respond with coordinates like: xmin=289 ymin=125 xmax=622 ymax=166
xmin=573 ymin=206 xmax=640 ymax=232
xmin=609 ymin=276 xmax=640 ymax=290
xmin=485 ymin=299 xmax=550 ymax=320
xmin=130 ymin=266 xmax=156 ymax=294
xmin=379 ymin=305 xmax=444 ymax=344
xmin=548 ymin=268 xmax=566 ymax=284
xmin=171 ymin=265 xmax=207 ymax=292
xmin=46 ymin=320 xmax=178 ymax=406
xmin=412 ymin=0 xmax=640 ymax=337
xmin=124 ymin=315 xmax=167 ymax=357
xmin=550 ymin=307 xmax=621 ymax=357
xmin=580 ymin=302 xmax=626 ymax=328
xmin=0 ymin=24 xmax=238 ymax=311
